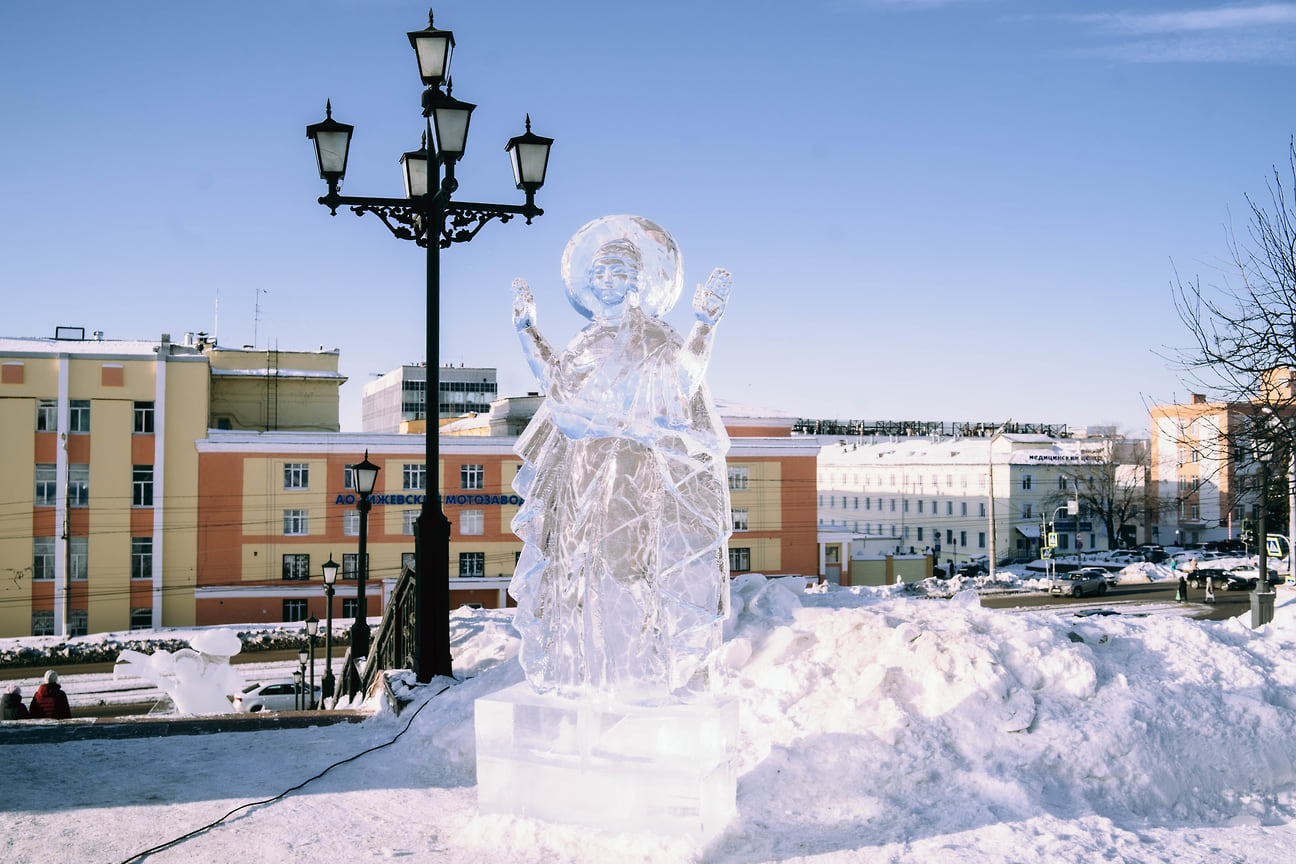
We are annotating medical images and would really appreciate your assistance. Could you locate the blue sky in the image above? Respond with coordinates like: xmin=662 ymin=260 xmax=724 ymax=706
xmin=3 ymin=0 xmax=1295 ymax=436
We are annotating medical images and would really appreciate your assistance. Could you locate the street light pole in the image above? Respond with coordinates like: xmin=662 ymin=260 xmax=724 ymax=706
xmin=305 ymin=617 xmax=319 ymax=709
xmin=308 ymin=10 xmax=552 ymax=684
xmin=320 ymin=555 xmax=338 ymax=704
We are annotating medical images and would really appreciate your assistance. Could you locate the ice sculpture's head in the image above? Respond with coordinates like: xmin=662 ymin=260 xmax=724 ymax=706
xmin=588 ymin=240 xmax=643 ymax=316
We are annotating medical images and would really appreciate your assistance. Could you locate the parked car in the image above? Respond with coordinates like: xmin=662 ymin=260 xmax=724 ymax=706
xmin=1135 ymin=545 xmax=1167 ymax=563
xmin=956 ymin=563 xmax=988 ymax=578
xmin=233 ymin=680 xmax=321 ymax=713
xmin=1049 ymin=570 xmax=1109 ymax=598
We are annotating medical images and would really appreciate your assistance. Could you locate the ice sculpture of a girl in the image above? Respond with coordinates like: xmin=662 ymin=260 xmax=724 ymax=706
xmin=509 ymin=215 xmax=733 ymax=703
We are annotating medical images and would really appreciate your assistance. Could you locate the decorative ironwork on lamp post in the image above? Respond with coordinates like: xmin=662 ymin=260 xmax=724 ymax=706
xmin=308 ymin=10 xmax=552 ymax=683
xmin=320 ymin=555 xmax=339 ymax=703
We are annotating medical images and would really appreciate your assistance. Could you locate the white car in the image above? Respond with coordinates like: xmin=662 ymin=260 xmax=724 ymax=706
xmin=233 ymin=680 xmax=322 ymax=713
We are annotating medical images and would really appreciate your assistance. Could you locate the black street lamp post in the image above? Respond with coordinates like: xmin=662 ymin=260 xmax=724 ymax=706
xmin=320 ymin=555 xmax=339 ymax=703
xmin=350 ymin=453 xmax=380 ymax=662
xmin=293 ymin=666 xmax=304 ymax=712
xmin=308 ymin=10 xmax=552 ymax=683
xmin=305 ymin=616 xmax=319 ymax=709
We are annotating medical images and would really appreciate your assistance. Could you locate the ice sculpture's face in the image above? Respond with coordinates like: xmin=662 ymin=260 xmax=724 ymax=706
xmin=588 ymin=253 xmax=640 ymax=317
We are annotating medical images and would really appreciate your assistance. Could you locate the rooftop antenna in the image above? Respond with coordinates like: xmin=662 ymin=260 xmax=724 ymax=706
xmin=253 ymin=288 xmax=268 ymax=349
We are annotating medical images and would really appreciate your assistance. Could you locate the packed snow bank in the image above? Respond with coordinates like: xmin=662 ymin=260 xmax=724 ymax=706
xmin=5 ymin=577 xmax=1296 ymax=863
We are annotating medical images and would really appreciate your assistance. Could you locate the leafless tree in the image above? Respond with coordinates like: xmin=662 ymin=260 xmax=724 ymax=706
xmin=1046 ymin=437 xmax=1166 ymax=550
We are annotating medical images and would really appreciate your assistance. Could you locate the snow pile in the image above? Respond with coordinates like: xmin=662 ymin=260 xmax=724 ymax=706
xmin=5 ymin=576 xmax=1296 ymax=862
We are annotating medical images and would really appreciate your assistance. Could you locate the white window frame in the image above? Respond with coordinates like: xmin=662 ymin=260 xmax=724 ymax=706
xmin=343 ymin=509 xmax=360 ymax=536
xmin=284 ymin=463 xmax=310 ymax=490
xmin=403 ymin=463 xmax=427 ymax=491
xmin=732 ymin=508 xmax=749 ymax=532
xmin=283 ymin=509 xmax=309 ymax=536
xmin=403 ymin=509 xmax=420 ymax=535
xmin=460 ymin=509 xmax=485 ymax=536
xmin=728 ymin=466 xmax=750 ymax=491
xmin=460 ymin=464 xmax=485 ymax=490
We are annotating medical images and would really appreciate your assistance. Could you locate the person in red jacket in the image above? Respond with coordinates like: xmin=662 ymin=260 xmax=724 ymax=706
xmin=28 ymin=670 xmax=71 ymax=720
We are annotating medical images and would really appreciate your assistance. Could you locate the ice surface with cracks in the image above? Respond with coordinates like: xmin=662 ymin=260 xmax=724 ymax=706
xmin=509 ymin=215 xmax=733 ymax=703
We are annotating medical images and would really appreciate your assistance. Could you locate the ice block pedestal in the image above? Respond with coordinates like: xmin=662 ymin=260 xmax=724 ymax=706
xmin=475 ymin=682 xmax=738 ymax=839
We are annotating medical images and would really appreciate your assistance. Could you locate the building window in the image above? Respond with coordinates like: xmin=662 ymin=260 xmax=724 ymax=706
xmin=132 ymin=466 xmax=154 ymax=507
xmin=917 ymin=500 xmax=924 ymax=514
xmin=461 ymin=464 xmax=485 ymax=490
xmin=69 ymin=400 xmax=90 ymax=433
xmin=31 ymin=611 xmax=54 ymax=637
xmin=342 ymin=552 xmax=367 ymax=580
xmin=960 ymin=530 xmax=968 ymax=547
xmin=283 ymin=599 xmax=308 ymax=622
xmin=342 ymin=598 xmax=359 ymax=619
xmin=34 ymin=464 xmax=57 ymax=506
xmin=284 ymin=463 xmax=309 ymax=490
xmin=403 ymin=463 xmax=427 ymax=491
xmin=130 ymin=608 xmax=152 ymax=630
xmin=133 ymin=401 xmax=155 ymax=434
xmin=960 ymin=502 xmax=968 ymax=517
xmin=732 ymin=508 xmax=749 ymax=532
xmin=728 ymin=466 xmax=750 ymax=491
xmin=69 ymin=610 xmax=88 ymax=637
xmin=33 ymin=537 xmax=55 ymax=580
xmin=403 ymin=509 xmax=420 ymax=535
xmin=978 ymin=531 xmax=987 ymax=548
xmin=282 ymin=553 xmax=310 ymax=580
xmin=729 ymin=547 xmax=751 ymax=571
xmin=283 ymin=509 xmax=309 ymax=536
xmin=917 ymin=526 xmax=924 ymax=541
xmin=890 ymin=524 xmax=897 ymax=537
xmin=903 ymin=525 xmax=911 ymax=540
xmin=903 ymin=499 xmax=910 ymax=513
xmin=979 ymin=503 xmax=987 ymax=517
xmin=889 ymin=499 xmax=896 ymax=512
xmin=1021 ymin=503 xmax=1034 ymax=519
xmin=131 ymin=537 xmax=152 ymax=580
xmin=36 ymin=399 xmax=58 ymax=431
xmin=343 ymin=465 xmax=355 ymax=490
xmin=946 ymin=501 xmax=954 ymax=516
xmin=68 ymin=464 xmax=89 ymax=507
xmin=70 ymin=537 xmax=87 ymax=580
xmin=343 ymin=510 xmax=360 ymax=536
xmin=460 ymin=509 xmax=485 ymax=536
xmin=1021 ymin=474 xmax=1032 ymax=491
xmin=459 ymin=552 xmax=485 ymax=577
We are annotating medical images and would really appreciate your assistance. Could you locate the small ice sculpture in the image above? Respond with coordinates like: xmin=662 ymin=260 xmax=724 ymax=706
xmin=509 ymin=214 xmax=733 ymax=703
xmin=114 ymin=628 xmax=245 ymax=715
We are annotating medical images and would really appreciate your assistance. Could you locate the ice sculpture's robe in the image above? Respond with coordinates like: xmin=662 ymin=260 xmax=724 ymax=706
xmin=509 ymin=305 xmax=731 ymax=701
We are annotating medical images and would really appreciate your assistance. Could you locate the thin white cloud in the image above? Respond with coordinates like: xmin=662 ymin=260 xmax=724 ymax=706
xmin=1076 ymin=3 xmax=1296 ymax=35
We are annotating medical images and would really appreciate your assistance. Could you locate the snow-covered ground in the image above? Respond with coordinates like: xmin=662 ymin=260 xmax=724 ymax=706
xmin=5 ymin=569 xmax=1296 ymax=863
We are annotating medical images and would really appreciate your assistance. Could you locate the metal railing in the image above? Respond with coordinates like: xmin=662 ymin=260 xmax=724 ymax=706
xmin=337 ymin=561 xmax=419 ymax=701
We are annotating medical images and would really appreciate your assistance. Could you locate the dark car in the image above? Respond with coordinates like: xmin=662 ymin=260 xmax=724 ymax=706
xmin=1189 ymin=568 xmax=1227 ymax=590
xmin=956 ymin=563 xmax=988 ymax=578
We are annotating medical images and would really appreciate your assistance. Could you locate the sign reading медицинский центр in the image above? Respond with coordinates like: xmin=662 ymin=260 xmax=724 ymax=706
xmin=333 ymin=493 xmax=524 ymax=506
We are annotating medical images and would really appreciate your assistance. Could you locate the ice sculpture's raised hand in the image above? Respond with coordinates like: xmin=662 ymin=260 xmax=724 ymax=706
xmin=512 ymin=278 xmax=537 ymax=331
xmin=694 ymin=268 xmax=731 ymax=326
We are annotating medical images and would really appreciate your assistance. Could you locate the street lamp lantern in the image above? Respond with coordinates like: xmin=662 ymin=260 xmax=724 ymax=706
xmin=298 ymin=647 xmax=309 ymax=666
xmin=306 ymin=616 xmax=319 ymax=637
xmin=407 ymin=11 xmax=455 ymax=87
xmin=321 ymin=555 xmax=339 ymax=587
xmin=424 ymin=85 xmax=475 ymax=163
xmin=353 ymin=451 xmax=380 ymax=497
xmin=401 ymin=135 xmax=431 ymax=199
xmin=506 ymin=116 xmax=554 ymax=192
xmin=305 ymin=101 xmax=354 ymax=190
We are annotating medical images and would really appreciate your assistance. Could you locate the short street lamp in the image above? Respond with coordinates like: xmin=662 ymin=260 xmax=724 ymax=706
xmin=320 ymin=555 xmax=339 ymax=703
xmin=293 ymin=667 xmax=304 ymax=712
xmin=308 ymin=9 xmax=552 ymax=683
xmin=351 ymin=452 xmax=380 ymax=662
xmin=305 ymin=616 xmax=319 ymax=709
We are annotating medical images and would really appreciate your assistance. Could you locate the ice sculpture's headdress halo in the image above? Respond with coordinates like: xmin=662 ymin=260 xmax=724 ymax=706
xmin=561 ymin=215 xmax=683 ymax=320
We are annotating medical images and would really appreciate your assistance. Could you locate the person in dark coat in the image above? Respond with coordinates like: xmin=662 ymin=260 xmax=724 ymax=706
xmin=1177 ymin=575 xmax=1189 ymax=602
xmin=2 ymin=684 xmax=30 ymax=720
xmin=28 ymin=670 xmax=71 ymax=720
